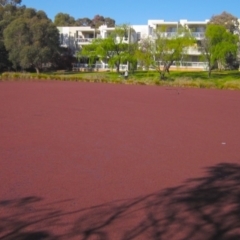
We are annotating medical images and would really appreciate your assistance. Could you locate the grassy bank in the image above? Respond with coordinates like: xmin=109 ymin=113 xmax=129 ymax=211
xmin=1 ymin=70 xmax=240 ymax=90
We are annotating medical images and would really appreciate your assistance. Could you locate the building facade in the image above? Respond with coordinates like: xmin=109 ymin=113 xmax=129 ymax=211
xmin=57 ymin=18 xmax=238 ymax=71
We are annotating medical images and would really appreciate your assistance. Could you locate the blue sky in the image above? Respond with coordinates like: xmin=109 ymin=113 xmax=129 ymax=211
xmin=22 ymin=0 xmax=239 ymax=24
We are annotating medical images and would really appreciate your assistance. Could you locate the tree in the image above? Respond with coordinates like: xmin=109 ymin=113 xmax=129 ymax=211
xmin=0 ymin=3 xmax=24 ymax=71
xmin=92 ymin=14 xmax=105 ymax=28
xmin=91 ymin=15 xmax=115 ymax=28
xmin=0 ymin=39 xmax=11 ymax=71
xmin=53 ymin=13 xmax=115 ymax=28
xmin=4 ymin=8 xmax=60 ymax=73
xmin=137 ymin=27 xmax=194 ymax=80
xmin=54 ymin=13 xmax=75 ymax=26
xmin=79 ymin=25 xmax=134 ymax=72
xmin=136 ymin=37 xmax=155 ymax=71
xmin=201 ymin=24 xmax=238 ymax=77
xmin=104 ymin=17 xmax=115 ymax=27
xmin=75 ymin=17 xmax=92 ymax=26
xmin=209 ymin=11 xmax=240 ymax=70
xmin=210 ymin=11 xmax=239 ymax=34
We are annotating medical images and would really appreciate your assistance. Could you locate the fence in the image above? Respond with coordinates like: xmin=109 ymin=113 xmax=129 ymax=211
xmin=72 ymin=61 xmax=208 ymax=72
xmin=72 ymin=63 xmax=128 ymax=72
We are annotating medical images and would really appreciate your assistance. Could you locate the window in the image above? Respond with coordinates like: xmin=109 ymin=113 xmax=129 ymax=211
xmin=149 ymin=26 xmax=153 ymax=35
xmin=137 ymin=32 xmax=141 ymax=41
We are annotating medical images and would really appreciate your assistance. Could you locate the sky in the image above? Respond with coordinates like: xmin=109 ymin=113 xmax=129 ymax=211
xmin=22 ymin=0 xmax=239 ymax=24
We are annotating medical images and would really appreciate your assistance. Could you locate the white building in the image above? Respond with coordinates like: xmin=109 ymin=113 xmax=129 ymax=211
xmin=146 ymin=19 xmax=210 ymax=69
xmin=57 ymin=18 xmax=238 ymax=71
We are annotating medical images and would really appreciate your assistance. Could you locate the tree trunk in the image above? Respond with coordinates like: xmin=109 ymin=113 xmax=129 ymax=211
xmin=208 ymin=69 xmax=211 ymax=78
xmin=115 ymin=61 xmax=120 ymax=73
xmin=116 ymin=65 xmax=120 ymax=73
xmin=159 ymin=61 xmax=173 ymax=80
xmin=160 ymin=70 xmax=166 ymax=80
xmin=35 ymin=67 xmax=40 ymax=74
xmin=208 ymin=63 xmax=211 ymax=78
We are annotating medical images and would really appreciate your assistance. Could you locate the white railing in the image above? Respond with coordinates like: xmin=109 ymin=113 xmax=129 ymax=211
xmin=72 ymin=63 xmax=128 ymax=71
xmin=152 ymin=32 xmax=177 ymax=38
xmin=73 ymin=62 xmax=208 ymax=71
xmin=180 ymin=61 xmax=207 ymax=68
xmin=76 ymin=38 xmax=94 ymax=43
xmin=151 ymin=32 xmax=205 ymax=40
xmin=155 ymin=61 xmax=208 ymax=69
xmin=191 ymin=32 xmax=205 ymax=39
xmin=185 ymin=47 xmax=203 ymax=55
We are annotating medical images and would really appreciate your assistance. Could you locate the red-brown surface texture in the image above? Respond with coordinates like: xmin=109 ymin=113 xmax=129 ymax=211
xmin=0 ymin=81 xmax=240 ymax=239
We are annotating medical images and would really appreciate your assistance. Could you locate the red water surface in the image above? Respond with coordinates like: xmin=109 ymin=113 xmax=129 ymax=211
xmin=0 ymin=81 xmax=240 ymax=239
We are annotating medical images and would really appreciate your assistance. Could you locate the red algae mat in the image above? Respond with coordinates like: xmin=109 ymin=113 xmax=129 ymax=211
xmin=0 ymin=81 xmax=240 ymax=239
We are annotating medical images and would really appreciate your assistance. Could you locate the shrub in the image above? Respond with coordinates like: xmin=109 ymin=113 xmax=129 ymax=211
xmin=136 ymin=81 xmax=146 ymax=85
xmin=223 ymin=81 xmax=240 ymax=90
xmin=198 ymin=81 xmax=216 ymax=89
xmin=2 ymin=72 xmax=10 ymax=79
xmin=154 ymin=80 xmax=160 ymax=85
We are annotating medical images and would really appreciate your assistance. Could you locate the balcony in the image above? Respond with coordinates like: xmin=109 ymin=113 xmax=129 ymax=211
xmin=156 ymin=61 xmax=208 ymax=69
xmin=191 ymin=32 xmax=205 ymax=39
xmin=185 ymin=47 xmax=203 ymax=55
xmin=76 ymin=38 xmax=94 ymax=45
xmin=72 ymin=63 xmax=128 ymax=71
xmin=151 ymin=31 xmax=205 ymax=40
xmin=152 ymin=32 xmax=177 ymax=38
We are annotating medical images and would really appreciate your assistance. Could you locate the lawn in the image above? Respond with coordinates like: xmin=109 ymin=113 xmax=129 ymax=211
xmin=1 ymin=69 xmax=240 ymax=90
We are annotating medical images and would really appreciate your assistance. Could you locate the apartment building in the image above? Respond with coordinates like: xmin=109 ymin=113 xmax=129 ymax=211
xmin=58 ymin=24 xmax=133 ymax=55
xmin=147 ymin=19 xmax=210 ymax=69
xmin=58 ymin=18 xmax=233 ymax=70
xmin=58 ymin=26 xmax=102 ymax=54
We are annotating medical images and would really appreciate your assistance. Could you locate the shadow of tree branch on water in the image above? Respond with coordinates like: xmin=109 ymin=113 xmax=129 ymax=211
xmin=1 ymin=163 xmax=240 ymax=239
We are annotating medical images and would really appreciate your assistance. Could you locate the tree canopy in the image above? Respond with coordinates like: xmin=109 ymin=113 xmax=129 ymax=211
xmin=79 ymin=25 xmax=135 ymax=72
xmin=91 ymin=15 xmax=115 ymax=28
xmin=4 ymin=7 xmax=60 ymax=73
xmin=209 ymin=11 xmax=239 ymax=34
xmin=0 ymin=2 xmax=26 ymax=70
xmin=137 ymin=26 xmax=195 ymax=79
xmin=54 ymin=13 xmax=75 ymax=26
xmin=54 ymin=13 xmax=115 ymax=27
xmin=201 ymin=24 xmax=238 ymax=77
xmin=75 ymin=17 xmax=92 ymax=27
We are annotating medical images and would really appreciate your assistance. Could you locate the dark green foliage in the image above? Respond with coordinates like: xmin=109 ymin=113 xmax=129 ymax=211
xmin=0 ymin=41 xmax=11 ymax=71
xmin=54 ymin=13 xmax=115 ymax=27
xmin=54 ymin=13 xmax=75 ymax=26
xmin=0 ymin=3 xmax=24 ymax=71
xmin=3 ymin=8 xmax=60 ymax=73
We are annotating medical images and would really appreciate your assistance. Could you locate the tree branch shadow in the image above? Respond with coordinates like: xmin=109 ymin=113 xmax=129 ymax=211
xmin=1 ymin=162 xmax=240 ymax=239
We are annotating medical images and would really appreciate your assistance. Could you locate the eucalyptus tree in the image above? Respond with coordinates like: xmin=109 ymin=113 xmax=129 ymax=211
xmin=4 ymin=8 xmax=60 ymax=73
xmin=0 ymin=2 xmax=24 ymax=70
xmin=54 ymin=13 xmax=75 ymax=26
xmin=91 ymin=15 xmax=115 ymax=28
